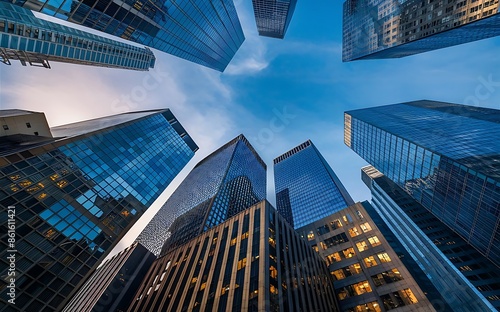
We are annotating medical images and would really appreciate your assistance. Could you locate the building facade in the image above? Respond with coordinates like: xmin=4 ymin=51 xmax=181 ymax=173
xmin=0 ymin=109 xmax=197 ymax=312
xmin=4 ymin=0 xmax=245 ymax=71
xmin=0 ymin=2 xmax=155 ymax=70
xmin=129 ymin=200 xmax=339 ymax=312
xmin=297 ymin=201 xmax=436 ymax=312
xmin=137 ymin=134 xmax=266 ymax=256
xmin=362 ymin=165 xmax=500 ymax=311
xmin=344 ymin=100 xmax=500 ymax=266
xmin=251 ymin=0 xmax=297 ymax=38
xmin=62 ymin=242 xmax=156 ymax=312
xmin=274 ymin=140 xmax=354 ymax=228
xmin=342 ymin=0 xmax=500 ymax=61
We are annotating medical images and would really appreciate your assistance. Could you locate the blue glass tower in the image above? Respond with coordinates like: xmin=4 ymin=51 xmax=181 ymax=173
xmin=0 ymin=109 xmax=197 ymax=312
xmin=137 ymin=134 xmax=266 ymax=256
xmin=0 ymin=2 xmax=155 ymax=70
xmin=251 ymin=0 xmax=297 ymax=39
xmin=344 ymin=100 xmax=500 ymax=267
xmin=273 ymin=140 xmax=354 ymax=229
xmin=343 ymin=0 xmax=500 ymax=61
xmin=4 ymin=0 xmax=245 ymax=71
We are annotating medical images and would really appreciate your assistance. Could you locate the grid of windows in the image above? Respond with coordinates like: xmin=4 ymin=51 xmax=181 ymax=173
xmin=274 ymin=140 xmax=354 ymax=228
xmin=346 ymin=100 xmax=500 ymax=265
xmin=0 ymin=110 xmax=195 ymax=312
xmin=343 ymin=0 xmax=500 ymax=61
xmin=5 ymin=0 xmax=244 ymax=71
xmin=141 ymin=135 xmax=266 ymax=256
xmin=0 ymin=2 xmax=155 ymax=70
xmin=251 ymin=0 xmax=297 ymax=38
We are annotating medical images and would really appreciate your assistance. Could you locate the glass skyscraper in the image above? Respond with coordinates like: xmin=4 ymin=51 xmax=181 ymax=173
xmin=4 ymin=0 xmax=245 ymax=71
xmin=137 ymin=134 xmax=266 ymax=256
xmin=344 ymin=100 xmax=500 ymax=267
xmin=0 ymin=109 xmax=197 ymax=312
xmin=362 ymin=165 xmax=499 ymax=311
xmin=251 ymin=0 xmax=297 ymax=39
xmin=342 ymin=0 xmax=500 ymax=61
xmin=0 ymin=2 xmax=155 ymax=70
xmin=273 ymin=140 xmax=354 ymax=228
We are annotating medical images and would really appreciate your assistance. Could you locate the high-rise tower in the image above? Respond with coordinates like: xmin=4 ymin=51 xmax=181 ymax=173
xmin=4 ymin=0 xmax=245 ymax=71
xmin=342 ymin=0 xmax=500 ymax=61
xmin=0 ymin=109 xmax=197 ymax=312
xmin=273 ymin=140 xmax=354 ymax=228
xmin=344 ymin=100 xmax=500 ymax=267
xmin=251 ymin=0 xmax=297 ymax=38
xmin=0 ymin=2 xmax=155 ymax=70
xmin=137 ymin=134 xmax=266 ymax=256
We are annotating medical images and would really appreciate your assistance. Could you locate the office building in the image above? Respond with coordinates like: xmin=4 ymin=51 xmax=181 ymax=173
xmin=0 ymin=2 xmax=155 ymax=70
xmin=298 ymin=201 xmax=437 ymax=312
xmin=342 ymin=0 xmax=500 ymax=61
xmin=129 ymin=200 xmax=339 ymax=312
xmin=344 ymin=100 xmax=500 ymax=266
xmin=137 ymin=134 xmax=266 ymax=256
xmin=362 ymin=165 xmax=500 ymax=311
xmin=274 ymin=140 xmax=354 ymax=228
xmin=251 ymin=0 xmax=298 ymax=38
xmin=5 ymin=0 xmax=245 ymax=71
xmin=62 ymin=242 xmax=156 ymax=312
xmin=0 ymin=109 xmax=197 ymax=312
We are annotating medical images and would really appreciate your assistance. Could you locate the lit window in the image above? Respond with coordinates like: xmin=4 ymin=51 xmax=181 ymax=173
xmin=307 ymin=231 xmax=315 ymax=241
xmin=9 ymin=175 xmax=21 ymax=181
xmin=348 ymin=227 xmax=361 ymax=237
xmin=363 ymin=256 xmax=378 ymax=267
xmin=342 ymin=247 xmax=356 ymax=258
xmin=368 ymin=236 xmax=381 ymax=247
xmin=326 ymin=252 xmax=341 ymax=265
xmin=400 ymin=288 xmax=418 ymax=305
xmin=356 ymin=241 xmax=369 ymax=252
xmin=360 ymin=222 xmax=372 ymax=232
xmin=121 ymin=210 xmax=130 ymax=217
xmin=331 ymin=269 xmax=346 ymax=281
xmin=330 ymin=219 xmax=343 ymax=229
xmin=377 ymin=253 xmax=392 ymax=263
xmin=18 ymin=179 xmax=33 ymax=188
xmin=270 ymin=266 xmax=278 ymax=279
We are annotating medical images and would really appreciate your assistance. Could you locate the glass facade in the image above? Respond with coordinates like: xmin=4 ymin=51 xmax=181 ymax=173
xmin=4 ymin=0 xmax=244 ymax=71
xmin=345 ymin=100 xmax=500 ymax=266
xmin=137 ymin=134 xmax=266 ymax=256
xmin=274 ymin=140 xmax=354 ymax=228
xmin=251 ymin=0 xmax=297 ymax=38
xmin=0 ymin=2 xmax=155 ymax=70
xmin=130 ymin=201 xmax=338 ymax=312
xmin=0 ymin=109 xmax=197 ymax=312
xmin=362 ymin=165 xmax=499 ymax=311
xmin=343 ymin=0 xmax=500 ymax=61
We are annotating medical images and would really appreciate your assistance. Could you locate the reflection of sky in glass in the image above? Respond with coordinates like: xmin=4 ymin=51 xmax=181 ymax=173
xmin=40 ymin=199 xmax=101 ymax=242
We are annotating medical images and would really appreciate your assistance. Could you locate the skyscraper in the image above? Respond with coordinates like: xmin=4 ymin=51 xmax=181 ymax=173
xmin=0 ymin=2 xmax=155 ymax=70
xmin=251 ymin=0 xmax=297 ymax=38
xmin=129 ymin=200 xmax=339 ymax=312
xmin=5 ymin=0 xmax=245 ymax=71
xmin=342 ymin=0 xmax=500 ymax=61
xmin=274 ymin=140 xmax=354 ymax=228
xmin=297 ymin=201 xmax=438 ymax=312
xmin=0 ymin=109 xmax=197 ymax=312
xmin=344 ymin=100 xmax=500 ymax=267
xmin=137 ymin=134 xmax=266 ymax=256
xmin=362 ymin=165 xmax=499 ymax=311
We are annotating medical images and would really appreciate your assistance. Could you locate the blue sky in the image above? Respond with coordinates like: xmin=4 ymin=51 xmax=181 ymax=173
xmin=1 ymin=0 xmax=500 ymax=255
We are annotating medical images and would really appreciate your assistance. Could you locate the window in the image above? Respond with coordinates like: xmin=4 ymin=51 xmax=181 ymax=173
xmin=348 ymin=227 xmax=361 ymax=237
xmin=356 ymin=241 xmax=369 ymax=252
xmin=332 ymin=263 xmax=363 ymax=281
xmin=326 ymin=252 xmax=341 ymax=265
xmin=26 ymin=122 xmax=32 ymax=128
xmin=307 ymin=231 xmax=315 ymax=241
xmin=337 ymin=280 xmax=372 ymax=300
xmin=377 ymin=253 xmax=392 ymax=263
xmin=331 ymin=269 xmax=346 ymax=281
xmin=360 ymin=222 xmax=372 ymax=232
xmin=342 ymin=247 xmax=356 ymax=258
xmin=356 ymin=210 xmax=364 ymax=219
xmin=330 ymin=219 xmax=343 ymax=229
xmin=3 ymin=125 xmax=9 ymax=130
xmin=368 ymin=236 xmax=381 ymax=247
xmin=348 ymin=302 xmax=381 ymax=312
xmin=317 ymin=224 xmax=330 ymax=236
xmin=363 ymin=256 xmax=378 ymax=267
xmin=34 ymin=132 xmax=39 ymax=135
xmin=371 ymin=269 xmax=403 ymax=286
xmin=323 ymin=233 xmax=349 ymax=248
xmin=400 ymin=288 xmax=418 ymax=305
